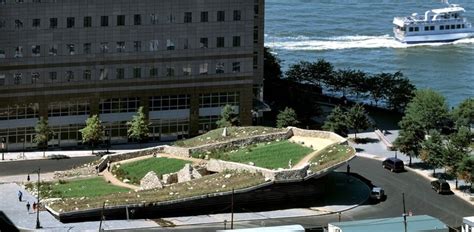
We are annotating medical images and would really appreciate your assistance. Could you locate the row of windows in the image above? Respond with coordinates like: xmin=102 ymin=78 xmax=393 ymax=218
xmin=199 ymin=92 xmax=240 ymax=108
xmin=99 ymin=97 xmax=140 ymax=114
xmin=0 ymin=61 xmax=242 ymax=85
xmin=0 ymin=36 xmax=241 ymax=58
xmin=48 ymin=101 xmax=90 ymax=117
xmin=0 ymin=10 xmax=243 ymax=31
xmin=0 ymin=104 xmax=39 ymax=120
xmin=408 ymin=24 xmax=466 ymax=32
xmin=149 ymin=95 xmax=190 ymax=111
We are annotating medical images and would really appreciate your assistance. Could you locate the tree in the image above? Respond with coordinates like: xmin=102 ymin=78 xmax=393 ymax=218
xmin=459 ymin=157 xmax=474 ymax=189
xmin=276 ymin=107 xmax=299 ymax=128
xmin=365 ymin=73 xmax=391 ymax=107
xmin=34 ymin=117 xmax=54 ymax=158
xmin=264 ymin=47 xmax=282 ymax=81
xmin=451 ymin=98 xmax=474 ymax=128
xmin=393 ymin=119 xmax=424 ymax=166
xmin=420 ymin=130 xmax=445 ymax=176
xmin=322 ymin=106 xmax=348 ymax=137
xmin=80 ymin=115 xmax=105 ymax=154
xmin=346 ymin=104 xmax=371 ymax=140
xmin=216 ymin=104 xmax=239 ymax=128
xmin=286 ymin=59 xmax=333 ymax=88
xmin=385 ymin=72 xmax=416 ymax=111
xmin=127 ymin=107 xmax=151 ymax=143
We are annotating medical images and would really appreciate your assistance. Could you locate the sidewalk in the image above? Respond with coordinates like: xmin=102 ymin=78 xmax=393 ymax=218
xmin=0 ymin=183 xmax=158 ymax=231
xmin=350 ymin=130 xmax=474 ymax=206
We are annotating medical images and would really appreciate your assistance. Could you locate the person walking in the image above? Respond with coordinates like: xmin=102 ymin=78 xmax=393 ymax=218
xmin=346 ymin=164 xmax=351 ymax=174
xmin=33 ymin=202 xmax=37 ymax=212
xmin=18 ymin=190 xmax=23 ymax=202
xmin=26 ymin=202 xmax=31 ymax=213
xmin=107 ymin=160 xmax=111 ymax=172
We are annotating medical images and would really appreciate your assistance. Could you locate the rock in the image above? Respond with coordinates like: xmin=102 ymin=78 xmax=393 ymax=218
xmin=224 ymin=174 xmax=232 ymax=179
xmin=222 ymin=127 xmax=228 ymax=137
xmin=248 ymin=162 xmax=255 ymax=166
xmin=177 ymin=164 xmax=194 ymax=183
xmin=140 ymin=171 xmax=163 ymax=190
xmin=307 ymin=170 xmax=313 ymax=175
xmin=123 ymin=179 xmax=130 ymax=183
xmin=264 ymin=177 xmax=272 ymax=182
xmin=222 ymin=185 xmax=226 ymax=188
xmin=204 ymin=155 xmax=209 ymax=160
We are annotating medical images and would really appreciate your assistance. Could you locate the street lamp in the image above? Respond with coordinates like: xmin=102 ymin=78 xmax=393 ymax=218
xmin=105 ymin=130 xmax=111 ymax=154
xmin=395 ymin=150 xmax=398 ymax=159
xmin=1 ymin=137 xmax=5 ymax=161
xmin=27 ymin=168 xmax=42 ymax=229
xmin=20 ymin=137 xmax=25 ymax=159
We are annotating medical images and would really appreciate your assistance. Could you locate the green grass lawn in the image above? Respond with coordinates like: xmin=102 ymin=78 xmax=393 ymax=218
xmin=310 ymin=144 xmax=355 ymax=172
xmin=30 ymin=177 xmax=129 ymax=199
xmin=174 ymin=126 xmax=286 ymax=148
xmin=208 ymin=140 xmax=313 ymax=169
xmin=114 ymin=157 xmax=191 ymax=184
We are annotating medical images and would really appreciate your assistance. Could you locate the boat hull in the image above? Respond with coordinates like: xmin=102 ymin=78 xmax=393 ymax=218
xmin=395 ymin=32 xmax=473 ymax=44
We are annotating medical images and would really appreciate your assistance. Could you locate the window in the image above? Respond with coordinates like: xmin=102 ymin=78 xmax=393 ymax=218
xmin=414 ymin=27 xmax=419 ymax=31
xmin=99 ymin=68 xmax=108 ymax=80
xmin=167 ymin=14 xmax=175 ymax=23
xmin=451 ymin=25 xmax=455 ymax=29
xmin=149 ymin=40 xmax=159 ymax=51
xmin=149 ymin=95 xmax=190 ymax=111
xmin=430 ymin=26 xmax=435 ymax=30
xmin=134 ymin=14 xmax=141 ymax=25
xmin=166 ymin=39 xmax=175 ymax=50
xmin=101 ymin=16 xmax=109 ymax=27
xmin=32 ymin=18 xmax=40 ymax=28
xmin=49 ymin=45 xmax=57 ymax=56
xmin=184 ymin=12 xmax=192 ymax=23
xmin=100 ymin=42 xmax=108 ymax=53
xmin=462 ymin=24 xmax=465 ymax=28
xmin=100 ymin=98 xmax=139 ymax=113
xmin=254 ymin=26 xmax=258 ymax=42
xmin=83 ymin=70 xmax=91 ymax=80
xmin=200 ymin=37 xmax=208 ymax=48
xmin=150 ymin=14 xmax=158 ymax=24
xmin=233 ymin=36 xmax=241 ymax=47
xmin=83 ymin=43 xmax=91 ymax=54
xmin=117 ymin=15 xmax=125 ymax=26
xmin=217 ymin=37 xmax=225 ymax=48
xmin=49 ymin=72 xmax=57 ymax=81
xmin=199 ymin=92 xmax=239 ymax=108
xmin=14 ymin=73 xmax=22 ymax=85
xmin=133 ymin=68 xmax=142 ymax=78
xmin=424 ymin=26 xmax=429 ymax=31
xmin=67 ymin=17 xmax=75 ymax=28
xmin=440 ymin=25 xmax=444 ymax=30
xmin=31 ymin=45 xmax=40 ymax=56
xmin=232 ymin=62 xmax=240 ymax=73
xmin=233 ymin=10 xmax=241 ymax=21
xmin=84 ymin=16 xmax=92 ymax=27
xmin=0 ymin=20 xmax=5 ymax=28
xmin=216 ymin=62 xmax=225 ymax=74
xmin=0 ymin=50 xmax=5 ymax=58
xmin=65 ymin=71 xmax=74 ymax=82
xmin=217 ymin=11 xmax=225 ymax=22
xmin=0 ymin=74 xmax=5 ymax=86
xmin=134 ymin=41 xmax=141 ymax=52
xmin=49 ymin=18 xmax=57 ymax=28
xmin=116 ymin=68 xmax=124 ymax=79
xmin=457 ymin=24 xmax=461 ymax=29
xmin=31 ymin=72 xmax=40 ymax=84
xmin=116 ymin=41 xmax=125 ymax=52
xmin=254 ymin=5 xmax=259 ymax=15
xmin=409 ymin=27 xmax=413 ymax=32
xmin=199 ymin=63 xmax=208 ymax=75
xmin=150 ymin=68 xmax=158 ymax=78
xmin=182 ymin=65 xmax=191 ymax=76
xmin=14 ymin=46 xmax=23 ymax=58
xmin=166 ymin=67 xmax=175 ymax=77
xmin=66 ymin=44 xmax=75 ymax=55
xmin=201 ymin=11 xmax=208 ymax=22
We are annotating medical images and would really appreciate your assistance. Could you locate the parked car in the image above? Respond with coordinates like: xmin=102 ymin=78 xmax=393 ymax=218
xmin=431 ymin=179 xmax=451 ymax=194
xmin=382 ymin=157 xmax=404 ymax=172
xmin=370 ymin=186 xmax=385 ymax=201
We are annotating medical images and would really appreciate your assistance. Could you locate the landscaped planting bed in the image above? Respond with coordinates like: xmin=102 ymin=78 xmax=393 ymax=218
xmin=200 ymin=140 xmax=313 ymax=170
xmin=48 ymin=171 xmax=265 ymax=212
xmin=309 ymin=144 xmax=355 ymax=172
xmin=173 ymin=126 xmax=286 ymax=148
xmin=112 ymin=157 xmax=191 ymax=184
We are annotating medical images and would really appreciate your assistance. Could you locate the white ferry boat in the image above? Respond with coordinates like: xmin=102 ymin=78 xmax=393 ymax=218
xmin=393 ymin=1 xmax=474 ymax=43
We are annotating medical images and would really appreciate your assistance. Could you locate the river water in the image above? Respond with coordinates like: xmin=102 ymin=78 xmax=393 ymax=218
xmin=265 ymin=0 xmax=474 ymax=106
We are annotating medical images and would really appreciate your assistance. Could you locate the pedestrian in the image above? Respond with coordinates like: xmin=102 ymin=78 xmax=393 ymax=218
xmin=26 ymin=202 xmax=30 ymax=213
xmin=18 ymin=190 xmax=23 ymax=202
xmin=346 ymin=164 xmax=351 ymax=174
xmin=32 ymin=202 xmax=37 ymax=212
xmin=107 ymin=160 xmax=111 ymax=171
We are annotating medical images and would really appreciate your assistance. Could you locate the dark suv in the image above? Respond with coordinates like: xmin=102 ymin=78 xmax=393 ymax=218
xmin=382 ymin=157 xmax=404 ymax=172
xmin=431 ymin=179 xmax=451 ymax=194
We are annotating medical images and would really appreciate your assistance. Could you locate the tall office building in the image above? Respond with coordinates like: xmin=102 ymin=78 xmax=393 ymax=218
xmin=0 ymin=0 xmax=264 ymax=150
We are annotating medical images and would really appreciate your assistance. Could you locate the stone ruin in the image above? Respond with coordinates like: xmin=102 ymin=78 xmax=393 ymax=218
xmin=140 ymin=171 xmax=163 ymax=190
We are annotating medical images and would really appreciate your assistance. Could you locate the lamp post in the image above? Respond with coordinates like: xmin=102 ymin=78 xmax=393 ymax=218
xmin=20 ymin=137 xmax=25 ymax=159
xmin=1 ymin=137 xmax=5 ymax=161
xmin=106 ymin=130 xmax=111 ymax=154
xmin=395 ymin=150 xmax=398 ymax=159
xmin=27 ymin=168 xmax=42 ymax=229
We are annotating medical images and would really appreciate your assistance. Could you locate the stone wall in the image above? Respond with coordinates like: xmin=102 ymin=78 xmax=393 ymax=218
xmin=374 ymin=129 xmax=394 ymax=151
xmin=97 ymin=146 xmax=165 ymax=172
xmin=162 ymin=146 xmax=191 ymax=158
xmin=289 ymin=127 xmax=346 ymax=144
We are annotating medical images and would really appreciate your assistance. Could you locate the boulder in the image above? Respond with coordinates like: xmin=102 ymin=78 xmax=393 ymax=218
xmin=177 ymin=164 xmax=193 ymax=183
xmin=140 ymin=171 xmax=163 ymax=190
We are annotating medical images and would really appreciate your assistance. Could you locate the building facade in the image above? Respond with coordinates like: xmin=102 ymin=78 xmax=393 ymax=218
xmin=0 ymin=0 xmax=264 ymax=150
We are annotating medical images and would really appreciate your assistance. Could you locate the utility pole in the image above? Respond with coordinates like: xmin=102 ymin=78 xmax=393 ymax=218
xmin=231 ymin=188 xmax=234 ymax=229
xmin=99 ymin=201 xmax=106 ymax=231
xmin=402 ymin=193 xmax=407 ymax=232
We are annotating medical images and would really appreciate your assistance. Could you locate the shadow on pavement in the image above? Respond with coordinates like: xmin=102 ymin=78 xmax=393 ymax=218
xmin=0 ymin=211 xmax=19 ymax=232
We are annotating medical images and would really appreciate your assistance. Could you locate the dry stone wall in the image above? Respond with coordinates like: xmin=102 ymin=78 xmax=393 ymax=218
xmin=289 ymin=127 xmax=346 ymax=144
xmin=140 ymin=171 xmax=163 ymax=190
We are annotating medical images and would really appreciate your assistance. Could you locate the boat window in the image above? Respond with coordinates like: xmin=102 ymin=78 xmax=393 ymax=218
xmin=414 ymin=27 xmax=419 ymax=31
xmin=451 ymin=25 xmax=455 ymax=29
xmin=424 ymin=26 xmax=429 ymax=31
xmin=445 ymin=25 xmax=450 ymax=30
xmin=430 ymin=26 xmax=435 ymax=31
xmin=456 ymin=24 xmax=461 ymax=29
xmin=409 ymin=27 xmax=414 ymax=32
xmin=440 ymin=25 xmax=444 ymax=30
xmin=462 ymin=24 xmax=465 ymax=28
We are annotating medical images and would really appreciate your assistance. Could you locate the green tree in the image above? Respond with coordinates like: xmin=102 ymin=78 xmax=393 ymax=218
xmin=286 ymin=59 xmax=333 ymax=88
xmin=80 ymin=115 xmax=105 ymax=154
xmin=216 ymin=104 xmax=239 ymax=128
xmin=34 ymin=117 xmax=54 ymax=158
xmin=452 ymin=98 xmax=474 ymax=128
xmin=127 ymin=107 xmax=151 ymax=143
xmin=393 ymin=120 xmax=424 ymax=166
xmin=346 ymin=104 xmax=371 ymax=140
xmin=420 ymin=130 xmax=445 ymax=176
xmin=276 ymin=107 xmax=299 ymax=128
xmin=264 ymin=47 xmax=282 ymax=81
xmin=459 ymin=157 xmax=474 ymax=189
xmin=385 ymin=72 xmax=416 ymax=111
xmin=365 ymin=73 xmax=391 ymax=107
xmin=322 ymin=106 xmax=348 ymax=137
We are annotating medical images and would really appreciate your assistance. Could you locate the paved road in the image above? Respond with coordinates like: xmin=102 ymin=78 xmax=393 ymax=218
xmin=0 ymin=156 xmax=98 ymax=176
xmin=145 ymin=156 xmax=474 ymax=232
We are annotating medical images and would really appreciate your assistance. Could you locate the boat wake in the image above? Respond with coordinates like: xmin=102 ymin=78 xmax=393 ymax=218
xmin=265 ymin=34 xmax=474 ymax=51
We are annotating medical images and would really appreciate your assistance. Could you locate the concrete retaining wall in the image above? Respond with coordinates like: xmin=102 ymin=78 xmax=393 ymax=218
xmin=290 ymin=127 xmax=346 ymax=144
xmin=97 ymin=146 xmax=165 ymax=172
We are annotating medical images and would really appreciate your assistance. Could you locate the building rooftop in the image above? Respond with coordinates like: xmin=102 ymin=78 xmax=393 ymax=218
xmin=329 ymin=215 xmax=447 ymax=232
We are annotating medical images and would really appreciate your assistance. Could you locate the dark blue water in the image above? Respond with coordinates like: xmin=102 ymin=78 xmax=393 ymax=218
xmin=265 ymin=0 xmax=474 ymax=106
